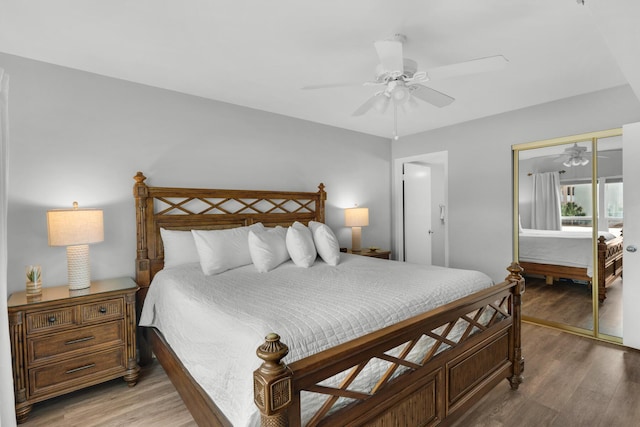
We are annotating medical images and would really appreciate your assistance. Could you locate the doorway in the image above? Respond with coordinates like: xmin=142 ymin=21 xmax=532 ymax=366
xmin=403 ymin=162 xmax=432 ymax=264
xmin=393 ymin=152 xmax=448 ymax=266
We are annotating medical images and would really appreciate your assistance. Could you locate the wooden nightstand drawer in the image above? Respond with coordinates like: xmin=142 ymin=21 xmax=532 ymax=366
xmin=29 ymin=347 xmax=126 ymax=397
xmin=80 ymin=298 xmax=123 ymax=323
xmin=28 ymin=320 xmax=124 ymax=365
xmin=26 ymin=307 xmax=76 ymax=335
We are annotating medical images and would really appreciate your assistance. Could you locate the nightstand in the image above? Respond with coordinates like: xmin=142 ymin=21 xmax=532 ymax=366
xmin=7 ymin=277 xmax=140 ymax=423
xmin=348 ymin=249 xmax=391 ymax=260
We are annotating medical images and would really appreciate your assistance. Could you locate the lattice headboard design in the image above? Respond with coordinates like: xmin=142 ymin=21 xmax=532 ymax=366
xmin=133 ymin=172 xmax=326 ymax=291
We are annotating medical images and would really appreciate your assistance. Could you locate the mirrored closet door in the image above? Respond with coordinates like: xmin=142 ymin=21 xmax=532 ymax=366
xmin=513 ymin=128 xmax=623 ymax=343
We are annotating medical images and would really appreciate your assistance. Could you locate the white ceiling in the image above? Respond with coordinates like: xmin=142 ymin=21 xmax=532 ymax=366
xmin=0 ymin=0 xmax=635 ymax=139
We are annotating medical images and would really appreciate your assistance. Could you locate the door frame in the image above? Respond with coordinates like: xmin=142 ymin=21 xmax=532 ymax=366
xmin=392 ymin=151 xmax=448 ymax=265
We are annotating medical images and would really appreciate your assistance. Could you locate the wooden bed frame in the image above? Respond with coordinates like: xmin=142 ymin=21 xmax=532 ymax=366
xmin=133 ymin=172 xmax=524 ymax=427
xmin=519 ymin=234 xmax=623 ymax=302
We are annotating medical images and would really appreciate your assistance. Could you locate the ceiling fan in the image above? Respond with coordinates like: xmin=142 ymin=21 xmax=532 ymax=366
xmin=557 ymin=143 xmax=590 ymax=167
xmin=303 ymin=34 xmax=508 ymax=139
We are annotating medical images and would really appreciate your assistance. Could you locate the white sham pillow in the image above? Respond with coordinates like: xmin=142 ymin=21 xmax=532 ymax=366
xmin=248 ymin=226 xmax=290 ymax=272
xmin=192 ymin=223 xmax=264 ymax=275
xmin=308 ymin=221 xmax=340 ymax=266
xmin=160 ymin=228 xmax=200 ymax=269
xmin=285 ymin=221 xmax=317 ymax=268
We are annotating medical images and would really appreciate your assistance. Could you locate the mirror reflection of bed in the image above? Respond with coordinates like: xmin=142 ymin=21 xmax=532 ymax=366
xmin=516 ymin=134 xmax=623 ymax=338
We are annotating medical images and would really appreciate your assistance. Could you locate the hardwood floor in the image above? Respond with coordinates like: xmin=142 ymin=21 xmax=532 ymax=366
xmin=20 ymin=361 xmax=197 ymax=426
xmin=18 ymin=323 xmax=640 ymax=427
xmin=522 ymin=276 xmax=622 ymax=336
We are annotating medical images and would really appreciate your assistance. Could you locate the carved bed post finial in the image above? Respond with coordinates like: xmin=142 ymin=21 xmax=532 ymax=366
xmin=254 ymin=333 xmax=293 ymax=427
xmin=134 ymin=171 xmax=147 ymax=185
xmin=506 ymin=262 xmax=525 ymax=389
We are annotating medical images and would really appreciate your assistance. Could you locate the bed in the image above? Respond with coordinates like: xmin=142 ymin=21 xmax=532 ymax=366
xmin=518 ymin=228 xmax=623 ymax=302
xmin=132 ymin=172 xmax=524 ymax=427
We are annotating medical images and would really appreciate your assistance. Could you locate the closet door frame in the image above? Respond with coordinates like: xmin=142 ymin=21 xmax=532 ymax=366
xmin=512 ymin=127 xmax=623 ymax=345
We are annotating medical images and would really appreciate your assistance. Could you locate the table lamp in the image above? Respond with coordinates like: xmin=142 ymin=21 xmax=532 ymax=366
xmin=47 ymin=202 xmax=104 ymax=290
xmin=344 ymin=207 xmax=369 ymax=252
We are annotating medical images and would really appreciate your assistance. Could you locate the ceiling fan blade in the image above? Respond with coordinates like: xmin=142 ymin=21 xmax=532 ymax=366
xmin=374 ymin=40 xmax=404 ymax=74
xmin=302 ymin=82 xmax=364 ymax=90
xmin=427 ymin=55 xmax=508 ymax=81
xmin=352 ymin=94 xmax=382 ymax=116
xmin=411 ymin=84 xmax=455 ymax=108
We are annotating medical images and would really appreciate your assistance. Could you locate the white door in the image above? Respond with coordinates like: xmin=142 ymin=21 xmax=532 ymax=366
xmin=623 ymin=122 xmax=640 ymax=349
xmin=403 ymin=162 xmax=432 ymax=265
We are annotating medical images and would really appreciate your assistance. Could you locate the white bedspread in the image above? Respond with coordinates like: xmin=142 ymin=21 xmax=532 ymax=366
xmin=518 ymin=229 xmax=616 ymax=277
xmin=139 ymin=254 xmax=493 ymax=426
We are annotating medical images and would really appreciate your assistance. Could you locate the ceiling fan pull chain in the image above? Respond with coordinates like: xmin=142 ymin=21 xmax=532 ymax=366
xmin=393 ymin=105 xmax=399 ymax=140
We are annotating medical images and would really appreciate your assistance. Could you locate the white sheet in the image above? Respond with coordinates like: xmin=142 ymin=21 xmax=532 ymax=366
xmin=139 ymin=254 xmax=493 ymax=426
xmin=518 ymin=228 xmax=616 ymax=277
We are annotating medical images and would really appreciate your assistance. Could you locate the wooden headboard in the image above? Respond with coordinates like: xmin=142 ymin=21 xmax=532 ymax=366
xmin=133 ymin=172 xmax=326 ymax=302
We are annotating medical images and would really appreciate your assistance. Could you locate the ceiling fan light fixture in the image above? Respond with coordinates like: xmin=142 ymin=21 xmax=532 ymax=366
xmin=391 ymin=84 xmax=410 ymax=105
xmin=563 ymin=154 xmax=589 ymax=167
xmin=374 ymin=94 xmax=390 ymax=113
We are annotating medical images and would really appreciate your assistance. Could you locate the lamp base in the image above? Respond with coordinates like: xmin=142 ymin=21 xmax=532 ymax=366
xmin=67 ymin=244 xmax=91 ymax=290
xmin=351 ymin=226 xmax=362 ymax=252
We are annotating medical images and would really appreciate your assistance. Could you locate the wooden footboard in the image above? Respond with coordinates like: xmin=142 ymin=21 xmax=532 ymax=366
xmin=254 ymin=263 xmax=525 ymax=427
xmin=597 ymin=235 xmax=623 ymax=301
xmin=520 ymin=234 xmax=623 ymax=302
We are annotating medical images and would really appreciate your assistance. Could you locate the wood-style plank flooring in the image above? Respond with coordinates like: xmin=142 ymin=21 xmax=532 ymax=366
xmin=522 ymin=276 xmax=622 ymax=337
xmin=19 ymin=323 xmax=640 ymax=427
xmin=19 ymin=361 xmax=197 ymax=427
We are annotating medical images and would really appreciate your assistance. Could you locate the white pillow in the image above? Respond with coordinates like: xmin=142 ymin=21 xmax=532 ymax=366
xmin=308 ymin=221 xmax=340 ymax=266
xmin=192 ymin=223 xmax=264 ymax=275
xmin=286 ymin=221 xmax=317 ymax=268
xmin=248 ymin=226 xmax=290 ymax=272
xmin=160 ymin=228 xmax=200 ymax=269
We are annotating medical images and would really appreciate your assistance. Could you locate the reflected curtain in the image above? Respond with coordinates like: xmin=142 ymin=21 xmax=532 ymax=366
xmin=0 ymin=68 xmax=16 ymax=426
xmin=531 ymin=171 xmax=562 ymax=230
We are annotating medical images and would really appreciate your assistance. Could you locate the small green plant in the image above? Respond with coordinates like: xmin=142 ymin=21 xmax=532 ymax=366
xmin=561 ymin=202 xmax=586 ymax=217
xmin=26 ymin=266 xmax=41 ymax=283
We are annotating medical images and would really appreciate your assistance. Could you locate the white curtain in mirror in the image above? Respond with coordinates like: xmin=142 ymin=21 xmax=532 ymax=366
xmin=531 ymin=171 xmax=562 ymax=230
xmin=0 ymin=68 xmax=16 ymax=426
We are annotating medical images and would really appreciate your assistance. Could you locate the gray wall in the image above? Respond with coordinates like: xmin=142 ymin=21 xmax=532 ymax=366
xmin=2 ymin=53 xmax=391 ymax=294
xmin=392 ymin=85 xmax=640 ymax=282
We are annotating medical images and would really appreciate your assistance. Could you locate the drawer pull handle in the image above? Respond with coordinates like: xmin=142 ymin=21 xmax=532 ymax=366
xmin=66 ymin=363 xmax=96 ymax=374
xmin=48 ymin=316 xmax=56 ymax=323
xmin=99 ymin=307 xmax=107 ymax=314
xmin=65 ymin=336 xmax=95 ymax=345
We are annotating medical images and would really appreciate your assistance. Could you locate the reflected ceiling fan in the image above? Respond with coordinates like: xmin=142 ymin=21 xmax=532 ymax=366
xmin=303 ymin=34 xmax=508 ymax=139
xmin=554 ymin=143 xmax=603 ymax=167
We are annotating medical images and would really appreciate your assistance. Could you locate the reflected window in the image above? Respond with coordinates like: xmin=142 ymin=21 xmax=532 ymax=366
xmin=560 ymin=182 xmax=591 ymax=229
xmin=605 ymin=180 xmax=623 ymax=233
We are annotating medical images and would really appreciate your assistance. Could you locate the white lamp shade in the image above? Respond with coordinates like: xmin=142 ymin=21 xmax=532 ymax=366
xmin=344 ymin=207 xmax=369 ymax=227
xmin=47 ymin=208 xmax=104 ymax=246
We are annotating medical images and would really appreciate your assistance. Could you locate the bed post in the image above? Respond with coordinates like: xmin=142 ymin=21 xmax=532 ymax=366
xmin=133 ymin=172 xmax=153 ymax=365
xmin=133 ymin=172 xmax=151 ymax=286
xmin=506 ymin=262 xmax=525 ymax=390
xmin=597 ymin=236 xmax=607 ymax=302
xmin=317 ymin=183 xmax=326 ymax=224
xmin=254 ymin=333 xmax=293 ymax=427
